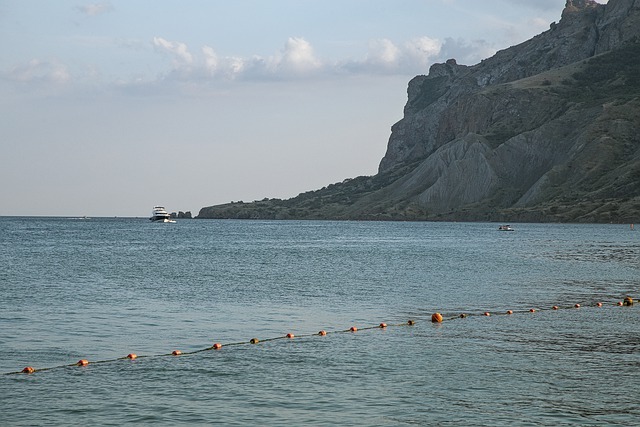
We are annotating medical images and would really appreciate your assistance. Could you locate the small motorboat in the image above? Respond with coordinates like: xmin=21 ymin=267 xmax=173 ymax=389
xmin=498 ymin=225 xmax=514 ymax=231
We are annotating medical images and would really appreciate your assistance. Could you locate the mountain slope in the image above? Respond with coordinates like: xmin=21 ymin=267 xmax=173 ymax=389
xmin=198 ymin=0 xmax=640 ymax=223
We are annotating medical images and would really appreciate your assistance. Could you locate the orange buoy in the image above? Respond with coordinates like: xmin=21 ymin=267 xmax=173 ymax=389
xmin=127 ymin=353 xmax=137 ymax=360
xmin=431 ymin=313 xmax=443 ymax=323
xmin=529 ymin=309 xmax=536 ymax=313
xmin=22 ymin=366 xmax=35 ymax=374
xmin=506 ymin=310 xmax=513 ymax=315
xmin=574 ymin=304 xmax=581 ymax=309
xmin=350 ymin=326 xmax=358 ymax=332
xmin=623 ymin=296 xmax=634 ymax=306
xmin=172 ymin=350 xmax=182 ymax=356
xmin=484 ymin=312 xmax=491 ymax=317
xmin=77 ymin=359 xmax=89 ymax=366
xmin=250 ymin=338 xmax=259 ymax=344
xmin=552 ymin=305 xmax=559 ymax=310
xmin=379 ymin=323 xmax=387 ymax=328
xmin=212 ymin=343 xmax=222 ymax=350
xmin=596 ymin=302 xmax=603 ymax=307
xmin=407 ymin=320 xmax=415 ymax=325
xmin=459 ymin=313 xmax=467 ymax=318
xmin=617 ymin=301 xmax=623 ymax=306
xmin=286 ymin=333 xmax=295 ymax=339
xmin=318 ymin=330 xmax=327 ymax=336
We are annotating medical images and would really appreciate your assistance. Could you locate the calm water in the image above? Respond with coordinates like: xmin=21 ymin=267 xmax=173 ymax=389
xmin=1 ymin=217 xmax=638 ymax=425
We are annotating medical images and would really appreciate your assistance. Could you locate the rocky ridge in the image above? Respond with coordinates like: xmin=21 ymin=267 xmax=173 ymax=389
xmin=198 ymin=0 xmax=640 ymax=223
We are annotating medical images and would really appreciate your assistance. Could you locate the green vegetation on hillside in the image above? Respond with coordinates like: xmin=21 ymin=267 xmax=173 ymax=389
xmin=563 ymin=40 xmax=640 ymax=103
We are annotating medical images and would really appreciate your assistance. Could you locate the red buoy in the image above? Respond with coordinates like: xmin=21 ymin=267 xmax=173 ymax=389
xmin=529 ymin=309 xmax=536 ymax=313
xmin=318 ymin=330 xmax=327 ymax=336
xmin=484 ymin=312 xmax=491 ymax=317
xmin=172 ymin=350 xmax=182 ymax=356
xmin=77 ymin=359 xmax=89 ymax=366
xmin=213 ymin=343 xmax=222 ymax=350
xmin=407 ymin=320 xmax=415 ymax=325
xmin=127 ymin=353 xmax=137 ymax=360
xmin=552 ymin=305 xmax=559 ymax=310
xmin=22 ymin=366 xmax=35 ymax=374
xmin=350 ymin=326 xmax=358 ymax=332
xmin=596 ymin=302 xmax=603 ymax=307
xmin=379 ymin=323 xmax=387 ymax=328
xmin=617 ymin=301 xmax=624 ymax=306
xmin=286 ymin=333 xmax=295 ymax=339
xmin=574 ymin=304 xmax=581 ymax=309
xmin=506 ymin=310 xmax=513 ymax=315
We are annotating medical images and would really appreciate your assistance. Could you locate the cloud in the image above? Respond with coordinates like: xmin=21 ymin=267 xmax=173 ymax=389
xmin=339 ymin=37 xmax=442 ymax=74
xmin=279 ymin=37 xmax=321 ymax=73
xmin=202 ymin=46 xmax=219 ymax=74
xmin=157 ymin=36 xmax=322 ymax=81
xmin=200 ymin=46 xmax=248 ymax=79
xmin=146 ymin=35 xmax=450 ymax=84
xmin=439 ymin=37 xmax=496 ymax=66
xmin=366 ymin=39 xmax=401 ymax=67
xmin=76 ymin=2 xmax=113 ymax=16
xmin=7 ymin=58 xmax=71 ymax=84
xmin=404 ymin=37 xmax=443 ymax=67
xmin=153 ymin=37 xmax=194 ymax=66
xmin=3 ymin=34 xmax=493 ymax=96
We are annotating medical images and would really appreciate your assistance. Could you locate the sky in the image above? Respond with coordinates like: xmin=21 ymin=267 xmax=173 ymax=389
xmin=0 ymin=0 xmax=606 ymax=217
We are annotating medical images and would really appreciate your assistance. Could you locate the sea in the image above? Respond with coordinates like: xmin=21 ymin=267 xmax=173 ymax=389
xmin=1 ymin=217 xmax=638 ymax=426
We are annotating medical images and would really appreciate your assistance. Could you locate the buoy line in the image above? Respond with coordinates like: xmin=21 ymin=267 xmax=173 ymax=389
xmin=7 ymin=297 xmax=634 ymax=376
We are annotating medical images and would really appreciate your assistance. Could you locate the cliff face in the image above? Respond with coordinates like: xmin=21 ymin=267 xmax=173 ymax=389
xmin=380 ymin=0 xmax=639 ymax=173
xmin=198 ymin=0 xmax=640 ymax=222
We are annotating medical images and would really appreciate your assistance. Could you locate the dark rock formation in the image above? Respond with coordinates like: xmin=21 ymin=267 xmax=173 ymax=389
xmin=198 ymin=0 xmax=640 ymax=223
xmin=169 ymin=211 xmax=193 ymax=219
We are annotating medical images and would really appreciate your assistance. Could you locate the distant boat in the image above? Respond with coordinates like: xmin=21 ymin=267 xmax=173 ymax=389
xmin=498 ymin=224 xmax=514 ymax=231
xmin=150 ymin=206 xmax=176 ymax=223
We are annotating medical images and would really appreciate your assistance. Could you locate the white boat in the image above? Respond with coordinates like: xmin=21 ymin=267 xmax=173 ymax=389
xmin=150 ymin=206 xmax=176 ymax=223
xmin=498 ymin=224 xmax=514 ymax=231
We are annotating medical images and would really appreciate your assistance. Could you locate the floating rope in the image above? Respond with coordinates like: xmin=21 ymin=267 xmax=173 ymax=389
xmin=7 ymin=297 xmax=635 ymax=376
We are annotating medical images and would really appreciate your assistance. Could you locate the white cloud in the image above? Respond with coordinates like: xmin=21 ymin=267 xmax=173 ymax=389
xmin=76 ymin=2 xmax=113 ymax=16
xmin=203 ymin=37 xmax=321 ymax=79
xmin=7 ymin=58 xmax=71 ymax=84
xmin=3 ymin=34 xmax=492 ymax=95
xmin=202 ymin=46 xmax=219 ymax=74
xmin=227 ymin=56 xmax=246 ymax=75
xmin=154 ymin=36 xmax=323 ymax=81
xmin=338 ymin=36 xmax=443 ymax=75
xmin=404 ymin=37 xmax=443 ymax=67
xmin=367 ymin=39 xmax=401 ymax=67
xmin=279 ymin=37 xmax=321 ymax=73
xmin=153 ymin=37 xmax=194 ymax=67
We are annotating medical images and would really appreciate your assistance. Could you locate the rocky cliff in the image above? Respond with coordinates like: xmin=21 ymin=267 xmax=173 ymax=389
xmin=198 ymin=0 xmax=640 ymax=223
